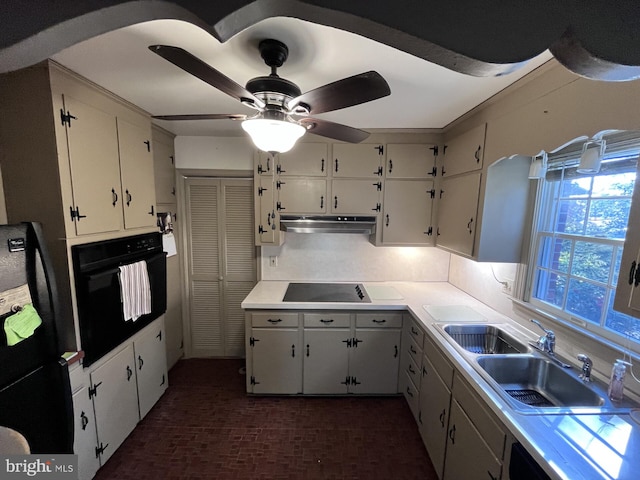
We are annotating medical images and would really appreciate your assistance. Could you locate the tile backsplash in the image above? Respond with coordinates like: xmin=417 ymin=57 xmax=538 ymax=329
xmin=260 ymin=233 xmax=450 ymax=282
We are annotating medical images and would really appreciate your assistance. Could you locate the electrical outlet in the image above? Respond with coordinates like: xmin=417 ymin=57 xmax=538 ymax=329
xmin=501 ymin=280 xmax=513 ymax=295
xmin=269 ymin=256 xmax=278 ymax=267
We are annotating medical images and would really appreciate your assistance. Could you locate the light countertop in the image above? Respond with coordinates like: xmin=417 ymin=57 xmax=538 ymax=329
xmin=242 ymin=281 xmax=640 ymax=480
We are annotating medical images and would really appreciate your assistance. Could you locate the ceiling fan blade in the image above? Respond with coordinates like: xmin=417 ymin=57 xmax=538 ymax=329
xmin=299 ymin=118 xmax=370 ymax=143
xmin=152 ymin=114 xmax=247 ymax=121
xmin=149 ymin=45 xmax=265 ymax=109
xmin=288 ymin=71 xmax=390 ymax=115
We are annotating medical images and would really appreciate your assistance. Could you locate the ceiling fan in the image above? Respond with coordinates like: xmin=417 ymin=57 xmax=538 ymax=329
xmin=148 ymin=39 xmax=391 ymax=153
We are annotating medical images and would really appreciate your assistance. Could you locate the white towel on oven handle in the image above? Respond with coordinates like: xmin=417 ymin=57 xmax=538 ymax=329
xmin=118 ymin=260 xmax=151 ymax=321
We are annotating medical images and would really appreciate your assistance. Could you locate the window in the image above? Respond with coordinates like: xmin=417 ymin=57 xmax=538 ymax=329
xmin=527 ymin=133 xmax=640 ymax=345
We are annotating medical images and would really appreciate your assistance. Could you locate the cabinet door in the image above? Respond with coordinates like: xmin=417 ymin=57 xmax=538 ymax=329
xmin=332 ymin=143 xmax=384 ymax=178
xmin=442 ymin=123 xmax=486 ymax=177
xmin=134 ymin=321 xmax=168 ymax=419
xmin=350 ymin=328 xmax=401 ymax=394
xmin=303 ymin=329 xmax=350 ymax=394
xmin=277 ymin=178 xmax=327 ymax=214
xmin=91 ymin=345 xmax=139 ymax=465
xmin=255 ymin=175 xmax=279 ymax=244
xmin=386 ymin=144 xmax=437 ymax=178
xmin=118 ymin=118 xmax=157 ymax=229
xmin=437 ymin=172 xmax=481 ymax=257
xmin=383 ymin=179 xmax=434 ymax=244
xmin=443 ymin=400 xmax=502 ymax=480
xmin=152 ymin=136 xmax=175 ymax=204
xmin=418 ymin=356 xmax=451 ymax=480
xmin=72 ymin=386 xmax=100 ymax=480
xmin=277 ymin=143 xmax=328 ymax=176
xmin=63 ymin=95 xmax=122 ymax=235
xmin=331 ymin=179 xmax=381 ymax=214
xmin=250 ymin=328 xmax=302 ymax=394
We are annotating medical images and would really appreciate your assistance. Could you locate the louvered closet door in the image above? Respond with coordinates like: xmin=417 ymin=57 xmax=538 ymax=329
xmin=185 ymin=178 xmax=256 ymax=357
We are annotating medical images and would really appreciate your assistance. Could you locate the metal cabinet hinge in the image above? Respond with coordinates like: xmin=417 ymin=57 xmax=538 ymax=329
xmin=375 ymin=145 xmax=384 ymax=155
xmin=60 ymin=109 xmax=76 ymax=127
xmin=95 ymin=443 xmax=109 ymax=458
xmin=250 ymin=376 xmax=260 ymax=386
xmin=88 ymin=381 xmax=102 ymax=399
xmin=69 ymin=206 xmax=87 ymax=222
xmin=425 ymin=226 xmax=433 ymax=236
xmin=249 ymin=336 xmax=260 ymax=347
xmin=429 ymin=145 xmax=439 ymax=156
xmin=428 ymin=189 xmax=436 ymax=199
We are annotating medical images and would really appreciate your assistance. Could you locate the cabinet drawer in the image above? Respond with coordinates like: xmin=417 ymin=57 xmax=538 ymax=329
xmin=424 ymin=334 xmax=454 ymax=388
xmin=400 ymin=371 xmax=420 ymax=420
xmin=252 ymin=312 xmax=299 ymax=327
xmin=402 ymin=354 xmax=421 ymax=387
xmin=303 ymin=313 xmax=351 ymax=328
xmin=406 ymin=317 xmax=424 ymax=348
xmin=356 ymin=312 xmax=403 ymax=328
xmin=452 ymin=373 xmax=506 ymax=459
xmin=405 ymin=334 xmax=423 ymax=365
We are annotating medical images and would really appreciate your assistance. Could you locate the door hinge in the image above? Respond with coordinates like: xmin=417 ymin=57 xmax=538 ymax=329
xmin=249 ymin=336 xmax=260 ymax=347
xmin=257 ymin=164 xmax=265 ymax=174
xmin=69 ymin=206 xmax=87 ymax=222
xmin=250 ymin=375 xmax=260 ymax=386
xmin=352 ymin=338 xmax=362 ymax=348
xmin=342 ymin=338 xmax=352 ymax=348
xmin=350 ymin=376 xmax=361 ymax=386
xmin=258 ymin=186 xmax=267 ymax=196
xmin=276 ymin=164 xmax=286 ymax=174
xmin=374 ymin=165 xmax=383 ymax=176
xmin=375 ymin=145 xmax=384 ymax=155
xmin=258 ymin=225 xmax=266 ymax=234
xmin=276 ymin=201 xmax=285 ymax=211
xmin=425 ymin=226 xmax=433 ymax=236
xmin=95 ymin=442 xmax=109 ymax=458
xmin=60 ymin=109 xmax=76 ymax=127
xmin=428 ymin=166 xmax=437 ymax=177
xmin=276 ymin=180 xmax=285 ymax=190
xmin=428 ymin=189 xmax=436 ymax=199
xmin=88 ymin=381 xmax=102 ymax=399
xmin=373 ymin=181 xmax=382 ymax=191
xmin=429 ymin=145 xmax=439 ymax=156
xmin=371 ymin=203 xmax=381 ymax=212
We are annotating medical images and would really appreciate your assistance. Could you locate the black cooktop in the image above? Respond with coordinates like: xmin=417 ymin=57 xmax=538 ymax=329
xmin=283 ymin=283 xmax=371 ymax=303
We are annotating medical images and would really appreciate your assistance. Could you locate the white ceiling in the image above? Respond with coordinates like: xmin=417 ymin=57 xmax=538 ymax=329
xmin=52 ymin=17 xmax=553 ymax=137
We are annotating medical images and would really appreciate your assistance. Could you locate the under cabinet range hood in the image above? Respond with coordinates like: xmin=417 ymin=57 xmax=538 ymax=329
xmin=279 ymin=215 xmax=377 ymax=234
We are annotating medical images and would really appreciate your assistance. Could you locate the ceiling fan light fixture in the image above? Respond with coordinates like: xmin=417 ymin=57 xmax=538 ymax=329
xmin=242 ymin=116 xmax=305 ymax=153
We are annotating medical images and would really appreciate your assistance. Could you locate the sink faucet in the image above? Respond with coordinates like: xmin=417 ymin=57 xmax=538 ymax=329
xmin=577 ymin=354 xmax=593 ymax=382
xmin=530 ymin=319 xmax=556 ymax=355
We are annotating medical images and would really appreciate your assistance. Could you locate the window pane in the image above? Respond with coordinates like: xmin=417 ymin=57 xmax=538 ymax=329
xmin=566 ymin=279 xmax=605 ymax=324
xmin=534 ymin=269 xmax=566 ymax=308
xmin=538 ymin=236 xmax=570 ymax=273
xmin=586 ymin=198 xmax=631 ymax=239
xmin=592 ymin=172 xmax=635 ymax=197
xmin=572 ymin=241 xmax=613 ymax=283
xmin=613 ymin=247 xmax=625 ymax=286
xmin=556 ymin=200 xmax=587 ymax=234
xmin=561 ymin=177 xmax=591 ymax=198
xmin=606 ymin=294 xmax=640 ymax=342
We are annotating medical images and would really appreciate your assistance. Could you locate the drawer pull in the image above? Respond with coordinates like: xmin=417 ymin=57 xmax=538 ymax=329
xmin=408 ymin=364 xmax=415 ymax=374
xmin=80 ymin=411 xmax=89 ymax=430
xmin=126 ymin=365 xmax=133 ymax=381
xmin=267 ymin=318 xmax=282 ymax=324
xmin=410 ymin=345 xmax=417 ymax=355
xmin=449 ymin=424 xmax=456 ymax=444
xmin=292 ymin=344 xmax=295 ymax=358
xmin=372 ymin=319 xmax=386 ymax=324
xmin=411 ymin=326 xmax=419 ymax=336
xmin=439 ymin=408 xmax=446 ymax=428
xmin=406 ymin=387 xmax=414 ymax=397
xmin=394 ymin=345 xmax=398 ymax=358
xmin=320 ymin=318 xmax=334 ymax=324
xmin=306 ymin=344 xmax=310 ymax=357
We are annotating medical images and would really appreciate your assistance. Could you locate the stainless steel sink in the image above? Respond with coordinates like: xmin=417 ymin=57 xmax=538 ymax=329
xmin=476 ymin=355 xmax=605 ymax=410
xmin=441 ymin=324 xmax=529 ymax=355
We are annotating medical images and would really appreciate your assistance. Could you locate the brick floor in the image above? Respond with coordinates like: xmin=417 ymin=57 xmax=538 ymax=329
xmin=94 ymin=358 xmax=438 ymax=480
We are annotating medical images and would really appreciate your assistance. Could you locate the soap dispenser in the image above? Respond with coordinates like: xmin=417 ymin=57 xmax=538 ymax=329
xmin=608 ymin=359 xmax=628 ymax=401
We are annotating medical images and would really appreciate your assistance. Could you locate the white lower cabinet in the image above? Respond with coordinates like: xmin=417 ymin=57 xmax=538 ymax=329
xmin=71 ymin=383 xmax=100 ymax=480
xmin=245 ymin=311 xmax=402 ymax=395
xmin=91 ymin=344 xmax=140 ymax=464
xmin=72 ymin=317 xmax=168 ymax=478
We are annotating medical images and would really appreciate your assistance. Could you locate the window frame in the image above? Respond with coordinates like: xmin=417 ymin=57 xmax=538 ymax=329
xmin=523 ymin=133 xmax=640 ymax=353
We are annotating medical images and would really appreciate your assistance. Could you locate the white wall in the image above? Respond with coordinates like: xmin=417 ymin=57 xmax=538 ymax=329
xmin=261 ymin=233 xmax=450 ymax=282
xmin=174 ymin=136 xmax=253 ymax=170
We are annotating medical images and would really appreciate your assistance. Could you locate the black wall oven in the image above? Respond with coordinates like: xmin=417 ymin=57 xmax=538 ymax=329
xmin=72 ymin=232 xmax=167 ymax=367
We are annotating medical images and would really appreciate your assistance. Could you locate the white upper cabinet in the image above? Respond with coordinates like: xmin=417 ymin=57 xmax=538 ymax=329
xmin=277 ymin=143 xmax=328 ymax=176
xmin=117 ymin=118 xmax=157 ymax=230
xmin=382 ymin=179 xmax=434 ymax=245
xmin=442 ymin=123 xmax=486 ymax=177
xmin=62 ymin=95 xmax=122 ymax=235
xmin=386 ymin=144 xmax=438 ymax=179
xmin=332 ymin=143 xmax=385 ymax=178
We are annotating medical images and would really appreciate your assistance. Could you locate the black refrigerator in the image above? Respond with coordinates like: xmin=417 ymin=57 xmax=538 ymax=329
xmin=0 ymin=222 xmax=74 ymax=453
